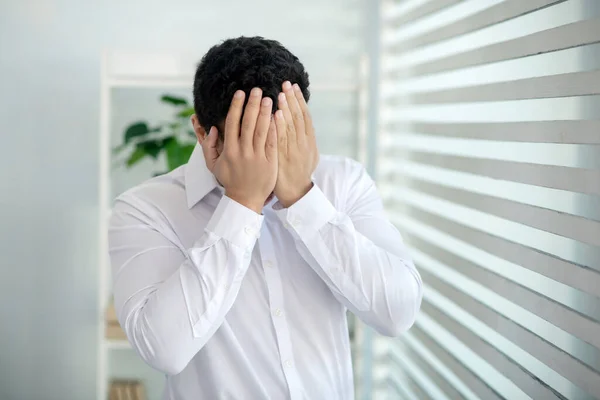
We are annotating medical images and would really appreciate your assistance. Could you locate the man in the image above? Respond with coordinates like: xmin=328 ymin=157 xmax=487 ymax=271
xmin=109 ymin=36 xmax=422 ymax=400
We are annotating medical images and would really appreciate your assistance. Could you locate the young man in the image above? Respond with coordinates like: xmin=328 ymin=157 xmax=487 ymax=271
xmin=109 ymin=36 xmax=422 ymax=400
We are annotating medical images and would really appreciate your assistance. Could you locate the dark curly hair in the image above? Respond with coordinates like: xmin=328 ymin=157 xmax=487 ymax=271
xmin=193 ymin=36 xmax=310 ymax=139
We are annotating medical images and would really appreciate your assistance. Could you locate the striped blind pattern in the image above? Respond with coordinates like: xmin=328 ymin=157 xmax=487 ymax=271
xmin=377 ymin=0 xmax=600 ymax=399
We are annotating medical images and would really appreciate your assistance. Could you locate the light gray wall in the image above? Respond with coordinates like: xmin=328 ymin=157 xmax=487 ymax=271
xmin=0 ymin=1 xmax=365 ymax=399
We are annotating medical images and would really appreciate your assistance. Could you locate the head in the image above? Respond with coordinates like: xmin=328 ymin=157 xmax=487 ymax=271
xmin=191 ymin=36 xmax=310 ymax=149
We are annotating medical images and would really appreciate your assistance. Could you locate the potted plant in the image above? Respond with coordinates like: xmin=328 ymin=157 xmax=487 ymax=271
xmin=114 ymin=94 xmax=197 ymax=175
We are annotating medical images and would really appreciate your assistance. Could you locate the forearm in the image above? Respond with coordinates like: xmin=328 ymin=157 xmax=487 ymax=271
xmin=292 ymin=216 xmax=422 ymax=336
xmin=275 ymin=182 xmax=422 ymax=336
xmin=115 ymin=242 xmax=252 ymax=375
xmin=110 ymin=195 xmax=262 ymax=375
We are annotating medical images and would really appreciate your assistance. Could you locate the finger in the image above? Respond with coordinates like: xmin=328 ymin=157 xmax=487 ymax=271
xmin=275 ymin=109 xmax=288 ymax=157
xmin=278 ymin=91 xmax=296 ymax=147
xmin=201 ymin=126 xmax=219 ymax=168
xmin=224 ymin=90 xmax=245 ymax=152
xmin=283 ymin=81 xmax=305 ymax=143
xmin=265 ymin=118 xmax=278 ymax=162
xmin=293 ymin=83 xmax=314 ymax=137
xmin=254 ymin=96 xmax=273 ymax=153
xmin=241 ymin=87 xmax=263 ymax=153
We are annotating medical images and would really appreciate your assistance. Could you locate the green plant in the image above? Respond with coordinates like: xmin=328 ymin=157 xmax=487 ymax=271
xmin=114 ymin=94 xmax=197 ymax=176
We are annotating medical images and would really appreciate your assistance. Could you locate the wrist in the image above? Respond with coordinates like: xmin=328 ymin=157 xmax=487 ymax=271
xmin=224 ymin=192 xmax=264 ymax=214
xmin=278 ymin=181 xmax=313 ymax=208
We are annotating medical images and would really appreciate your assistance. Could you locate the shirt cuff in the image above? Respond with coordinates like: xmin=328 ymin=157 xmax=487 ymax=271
xmin=205 ymin=196 xmax=264 ymax=249
xmin=274 ymin=184 xmax=337 ymax=239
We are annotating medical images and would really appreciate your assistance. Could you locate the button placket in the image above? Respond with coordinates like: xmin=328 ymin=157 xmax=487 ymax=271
xmin=258 ymin=223 xmax=301 ymax=399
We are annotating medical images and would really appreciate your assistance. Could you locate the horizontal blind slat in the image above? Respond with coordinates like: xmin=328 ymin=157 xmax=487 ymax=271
xmin=385 ymin=121 xmax=600 ymax=144
xmin=401 ymin=331 xmax=482 ymax=400
xmin=400 ymin=151 xmax=600 ymax=196
xmin=387 ymin=18 xmax=600 ymax=77
xmin=379 ymin=1 xmax=600 ymax=398
xmin=420 ymin=302 xmax=568 ymax=400
xmin=388 ymin=0 xmax=464 ymax=27
xmin=388 ymin=0 xmax=564 ymax=52
xmin=385 ymin=376 xmax=415 ymax=400
xmin=386 ymin=133 xmax=600 ymax=170
xmin=387 ymin=367 xmax=434 ymax=400
xmin=420 ymin=270 xmax=600 ymax=397
xmin=389 ymin=346 xmax=458 ymax=400
xmin=410 ymin=325 xmax=503 ymax=400
xmin=416 ymin=312 xmax=527 ymax=398
xmin=405 ymin=232 xmax=600 ymax=341
xmin=393 ymin=205 xmax=600 ymax=297
xmin=398 ymin=69 xmax=600 ymax=103
xmin=393 ymin=188 xmax=600 ymax=268
xmin=401 ymin=177 xmax=600 ymax=246
xmin=404 ymin=239 xmax=600 ymax=371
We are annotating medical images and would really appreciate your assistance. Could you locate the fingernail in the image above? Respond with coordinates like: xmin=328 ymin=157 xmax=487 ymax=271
xmin=293 ymin=83 xmax=300 ymax=91
xmin=251 ymin=87 xmax=261 ymax=97
xmin=278 ymin=92 xmax=286 ymax=103
xmin=262 ymin=97 xmax=272 ymax=107
xmin=234 ymin=90 xmax=244 ymax=98
xmin=276 ymin=110 xmax=284 ymax=119
xmin=283 ymin=81 xmax=292 ymax=90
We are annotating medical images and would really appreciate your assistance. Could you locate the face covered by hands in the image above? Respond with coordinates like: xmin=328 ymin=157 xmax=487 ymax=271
xmin=272 ymin=81 xmax=319 ymax=208
xmin=199 ymin=88 xmax=278 ymax=214
xmin=195 ymin=81 xmax=318 ymax=213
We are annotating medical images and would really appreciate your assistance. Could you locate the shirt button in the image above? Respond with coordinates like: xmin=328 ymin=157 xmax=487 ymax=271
xmin=284 ymin=360 xmax=293 ymax=368
xmin=264 ymin=260 xmax=273 ymax=268
xmin=244 ymin=226 xmax=254 ymax=236
xmin=273 ymin=308 xmax=283 ymax=317
xmin=283 ymin=222 xmax=290 ymax=229
xmin=294 ymin=218 xmax=302 ymax=226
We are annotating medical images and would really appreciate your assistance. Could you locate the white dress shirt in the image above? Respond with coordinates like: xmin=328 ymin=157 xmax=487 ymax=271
xmin=108 ymin=145 xmax=422 ymax=400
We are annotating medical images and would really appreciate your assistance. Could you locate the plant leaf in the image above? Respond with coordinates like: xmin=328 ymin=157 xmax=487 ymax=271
xmin=124 ymin=122 xmax=152 ymax=144
xmin=177 ymin=107 xmax=195 ymax=118
xmin=165 ymin=139 xmax=195 ymax=171
xmin=160 ymin=95 xmax=188 ymax=106
xmin=136 ymin=139 xmax=164 ymax=159
xmin=126 ymin=147 xmax=147 ymax=167
xmin=180 ymin=144 xmax=195 ymax=162
xmin=112 ymin=143 xmax=127 ymax=155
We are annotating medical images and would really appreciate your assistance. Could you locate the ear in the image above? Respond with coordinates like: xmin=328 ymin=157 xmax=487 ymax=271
xmin=191 ymin=114 xmax=207 ymax=143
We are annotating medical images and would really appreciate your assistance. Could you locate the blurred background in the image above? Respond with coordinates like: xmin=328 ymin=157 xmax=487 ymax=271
xmin=1 ymin=0 xmax=599 ymax=399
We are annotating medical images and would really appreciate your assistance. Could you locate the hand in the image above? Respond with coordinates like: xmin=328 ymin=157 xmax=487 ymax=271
xmin=273 ymin=81 xmax=319 ymax=208
xmin=201 ymin=88 xmax=278 ymax=214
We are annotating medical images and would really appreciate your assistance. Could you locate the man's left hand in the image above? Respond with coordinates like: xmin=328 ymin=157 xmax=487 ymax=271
xmin=273 ymin=81 xmax=319 ymax=208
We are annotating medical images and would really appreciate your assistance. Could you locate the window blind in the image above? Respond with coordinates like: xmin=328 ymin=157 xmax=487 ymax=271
xmin=377 ymin=0 xmax=600 ymax=399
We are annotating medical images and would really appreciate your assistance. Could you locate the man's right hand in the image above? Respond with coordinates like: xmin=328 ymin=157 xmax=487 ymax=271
xmin=201 ymin=88 xmax=278 ymax=214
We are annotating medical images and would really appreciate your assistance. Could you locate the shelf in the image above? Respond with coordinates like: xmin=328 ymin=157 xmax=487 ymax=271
xmin=108 ymin=77 xmax=191 ymax=89
xmin=105 ymin=339 xmax=132 ymax=350
xmin=109 ymin=347 xmax=165 ymax=400
xmin=107 ymin=77 xmax=359 ymax=92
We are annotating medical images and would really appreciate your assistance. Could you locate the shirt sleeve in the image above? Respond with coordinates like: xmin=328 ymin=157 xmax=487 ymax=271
xmin=109 ymin=194 xmax=262 ymax=375
xmin=273 ymin=160 xmax=423 ymax=337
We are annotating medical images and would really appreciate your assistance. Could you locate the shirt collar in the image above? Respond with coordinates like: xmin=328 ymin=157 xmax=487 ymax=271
xmin=185 ymin=143 xmax=219 ymax=209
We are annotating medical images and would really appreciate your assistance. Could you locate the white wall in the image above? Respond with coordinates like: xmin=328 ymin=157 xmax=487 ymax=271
xmin=0 ymin=1 xmax=365 ymax=399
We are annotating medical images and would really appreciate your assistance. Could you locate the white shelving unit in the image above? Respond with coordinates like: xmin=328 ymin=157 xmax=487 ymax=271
xmin=97 ymin=50 xmax=198 ymax=400
xmin=97 ymin=50 xmax=363 ymax=400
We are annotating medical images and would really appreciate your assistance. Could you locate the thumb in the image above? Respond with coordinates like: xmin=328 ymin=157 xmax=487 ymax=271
xmin=201 ymin=126 xmax=219 ymax=168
